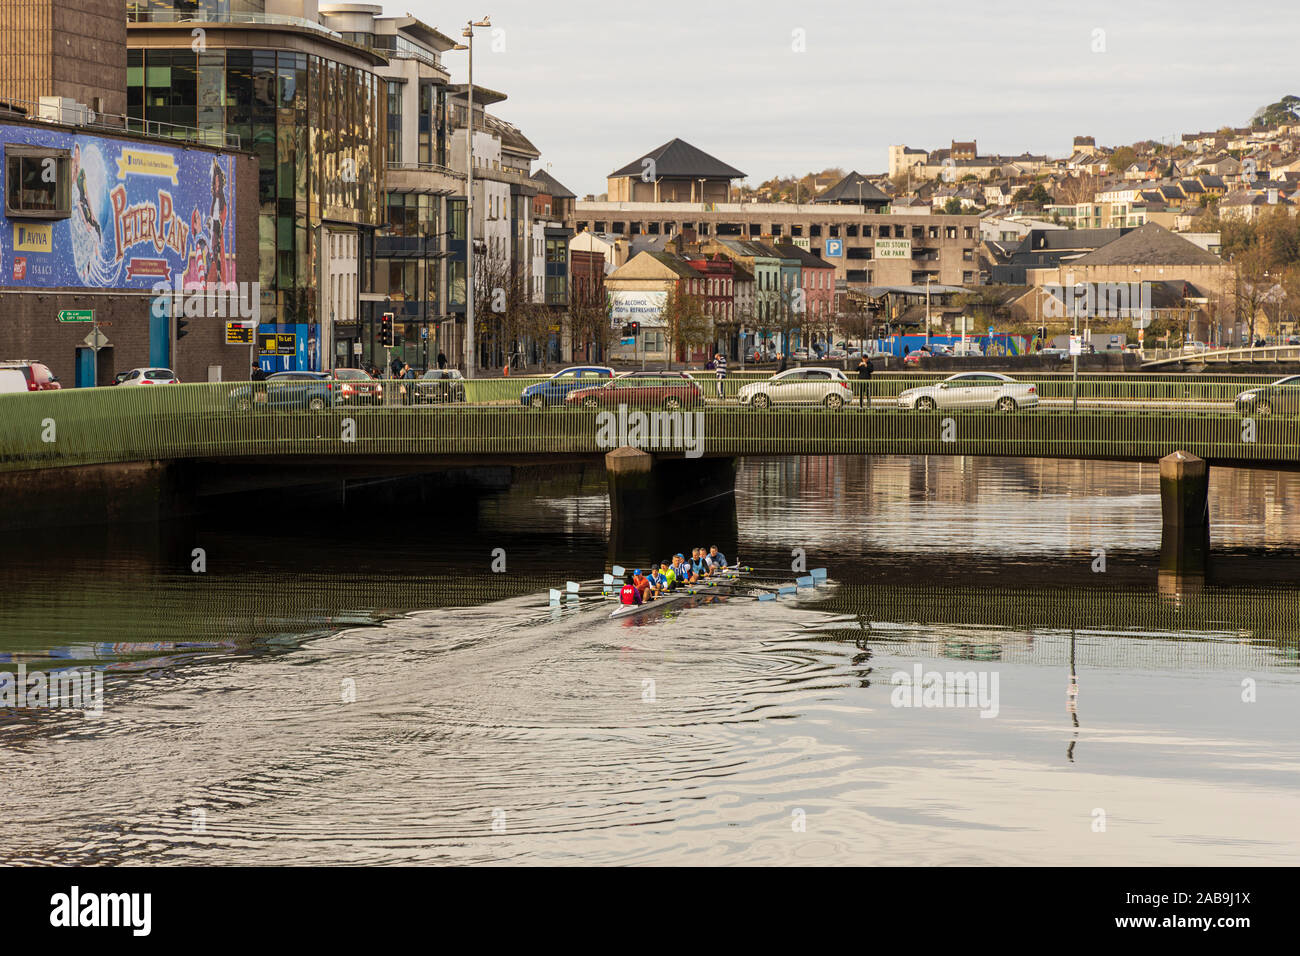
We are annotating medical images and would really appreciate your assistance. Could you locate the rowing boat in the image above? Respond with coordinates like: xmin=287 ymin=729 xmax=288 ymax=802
xmin=609 ymin=569 xmax=748 ymax=619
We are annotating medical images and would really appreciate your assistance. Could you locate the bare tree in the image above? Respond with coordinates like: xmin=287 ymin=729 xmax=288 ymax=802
xmin=658 ymin=285 xmax=710 ymax=369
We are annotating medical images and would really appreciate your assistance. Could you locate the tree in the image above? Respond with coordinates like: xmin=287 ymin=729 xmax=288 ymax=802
xmin=839 ymin=293 xmax=875 ymax=352
xmin=1055 ymin=173 xmax=1099 ymax=206
xmin=567 ymin=283 xmax=613 ymax=365
xmin=1012 ymin=183 xmax=1051 ymax=205
xmin=658 ymin=284 xmax=710 ymax=369
xmin=943 ymin=197 xmax=963 ymax=215
xmin=1251 ymin=95 xmax=1300 ymax=128
xmin=1107 ymin=146 xmax=1137 ymax=173
xmin=1234 ymin=244 xmax=1273 ymax=344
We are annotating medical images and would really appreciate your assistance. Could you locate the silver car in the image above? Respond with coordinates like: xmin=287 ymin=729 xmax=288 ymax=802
xmin=737 ymin=367 xmax=854 ymax=409
xmin=898 ymin=372 xmax=1038 ymax=412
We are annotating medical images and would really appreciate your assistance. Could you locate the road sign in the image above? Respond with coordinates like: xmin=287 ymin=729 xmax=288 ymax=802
xmin=83 ymin=329 xmax=109 ymax=349
xmin=620 ymin=337 xmax=635 ymax=346
xmin=58 ymin=310 xmax=94 ymax=323
xmin=1069 ymin=335 xmax=1083 ymax=356
xmin=225 ymin=323 xmax=254 ymax=345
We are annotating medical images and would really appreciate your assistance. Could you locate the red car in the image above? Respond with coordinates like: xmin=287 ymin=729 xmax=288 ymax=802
xmin=565 ymin=371 xmax=703 ymax=410
xmin=0 ymin=361 xmax=61 ymax=393
xmin=331 ymin=367 xmax=382 ymax=404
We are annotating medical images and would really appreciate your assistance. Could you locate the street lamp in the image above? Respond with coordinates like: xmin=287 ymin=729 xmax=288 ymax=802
xmin=450 ymin=15 xmax=492 ymax=379
xmin=856 ymin=179 xmax=864 ymax=206
xmin=925 ymin=274 xmax=932 ymax=347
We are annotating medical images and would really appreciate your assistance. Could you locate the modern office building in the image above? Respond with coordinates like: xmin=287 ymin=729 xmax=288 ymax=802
xmin=126 ymin=0 xmax=389 ymax=369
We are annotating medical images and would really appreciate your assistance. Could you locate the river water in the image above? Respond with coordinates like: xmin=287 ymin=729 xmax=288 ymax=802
xmin=2 ymin=455 xmax=1298 ymax=865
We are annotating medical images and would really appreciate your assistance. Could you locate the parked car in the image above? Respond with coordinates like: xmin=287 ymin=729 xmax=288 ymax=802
xmin=0 ymin=360 xmax=61 ymax=393
xmin=737 ymin=367 xmax=853 ymax=409
xmin=332 ymin=367 xmax=381 ymax=404
xmin=1183 ymin=341 xmax=1209 ymax=354
xmin=1234 ymin=375 xmax=1300 ymax=416
xmin=116 ymin=367 xmax=179 ymax=386
xmin=565 ymin=371 xmax=702 ymax=410
xmin=898 ymin=372 xmax=1038 ymax=412
xmin=413 ymin=368 xmax=467 ymax=404
xmin=520 ymin=366 xmax=614 ymax=407
xmin=228 ymin=371 xmax=336 ymax=411
xmin=792 ymin=348 xmax=811 ymax=361
xmin=951 ymin=341 xmax=984 ymax=357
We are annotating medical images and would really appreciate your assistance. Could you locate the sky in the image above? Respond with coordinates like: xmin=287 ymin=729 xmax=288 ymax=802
xmin=406 ymin=0 xmax=1298 ymax=197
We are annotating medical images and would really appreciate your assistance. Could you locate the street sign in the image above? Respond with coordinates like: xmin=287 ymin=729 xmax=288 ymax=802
xmin=1069 ymin=335 xmax=1083 ymax=356
xmin=225 ymin=323 xmax=254 ymax=345
xmin=620 ymin=337 xmax=635 ymax=346
xmin=58 ymin=310 xmax=94 ymax=323
xmin=83 ymin=329 xmax=109 ymax=349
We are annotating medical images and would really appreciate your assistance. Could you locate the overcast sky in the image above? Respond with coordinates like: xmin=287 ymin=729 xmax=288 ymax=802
xmin=408 ymin=0 xmax=1297 ymax=197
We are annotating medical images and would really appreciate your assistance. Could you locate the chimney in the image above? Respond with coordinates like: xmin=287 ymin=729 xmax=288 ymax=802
xmin=1268 ymin=188 xmax=1279 ymax=205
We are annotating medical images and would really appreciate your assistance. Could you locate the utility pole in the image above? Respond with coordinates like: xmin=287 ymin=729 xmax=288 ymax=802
xmin=925 ymin=275 xmax=932 ymax=347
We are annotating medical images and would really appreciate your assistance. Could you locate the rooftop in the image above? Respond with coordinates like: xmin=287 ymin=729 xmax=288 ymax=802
xmin=609 ymin=138 xmax=746 ymax=180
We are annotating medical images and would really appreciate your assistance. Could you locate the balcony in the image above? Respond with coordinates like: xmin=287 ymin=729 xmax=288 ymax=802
xmin=376 ymin=235 xmax=443 ymax=258
xmin=126 ymin=9 xmax=342 ymax=39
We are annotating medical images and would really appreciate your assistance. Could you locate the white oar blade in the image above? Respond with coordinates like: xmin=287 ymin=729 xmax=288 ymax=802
xmin=567 ymin=581 xmax=580 ymax=593
xmin=603 ymin=574 xmax=613 ymax=585
xmin=612 ymin=565 xmax=625 ymax=577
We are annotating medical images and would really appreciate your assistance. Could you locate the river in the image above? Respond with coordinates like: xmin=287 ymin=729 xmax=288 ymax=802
xmin=1 ymin=455 xmax=1298 ymax=865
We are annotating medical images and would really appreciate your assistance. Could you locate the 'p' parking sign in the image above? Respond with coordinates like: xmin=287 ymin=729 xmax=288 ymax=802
xmin=824 ymin=239 xmax=843 ymax=257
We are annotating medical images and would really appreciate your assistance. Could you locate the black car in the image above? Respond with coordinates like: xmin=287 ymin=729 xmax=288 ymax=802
xmin=1234 ymin=375 xmax=1300 ymax=416
xmin=412 ymin=369 xmax=467 ymax=404
xmin=228 ymin=371 xmax=336 ymax=411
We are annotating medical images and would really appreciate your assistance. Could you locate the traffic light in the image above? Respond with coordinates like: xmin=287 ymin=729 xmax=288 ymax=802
xmin=628 ymin=321 xmax=640 ymax=336
xmin=175 ymin=316 xmax=190 ymax=340
xmin=1036 ymin=326 xmax=1047 ymax=340
xmin=380 ymin=312 xmax=394 ymax=347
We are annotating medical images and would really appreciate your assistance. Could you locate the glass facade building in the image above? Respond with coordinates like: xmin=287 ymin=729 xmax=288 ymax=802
xmin=127 ymin=3 xmax=385 ymax=335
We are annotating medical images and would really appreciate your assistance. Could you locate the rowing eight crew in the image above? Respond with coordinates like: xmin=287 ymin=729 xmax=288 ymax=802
xmin=618 ymin=547 xmax=730 ymax=606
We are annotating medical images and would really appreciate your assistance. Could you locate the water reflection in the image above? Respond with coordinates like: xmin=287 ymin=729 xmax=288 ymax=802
xmin=1 ymin=455 xmax=1299 ymax=865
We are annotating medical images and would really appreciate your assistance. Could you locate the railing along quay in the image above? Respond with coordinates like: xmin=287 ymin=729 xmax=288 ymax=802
xmin=2 ymin=375 xmax=1298 ymax=474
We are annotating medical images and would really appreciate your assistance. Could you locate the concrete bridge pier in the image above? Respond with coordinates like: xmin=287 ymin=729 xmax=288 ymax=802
xmin=1159 ymin=450 xmax=1210 ymax=578
xmin=605 ymin=447 xmax=738 ymax=566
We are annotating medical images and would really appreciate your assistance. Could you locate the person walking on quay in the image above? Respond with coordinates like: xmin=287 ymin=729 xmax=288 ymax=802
xmin=437 ymin=351 xmax=448 ymax=370
xmin=250 ymin=364 xmax=267 ymax=382
xmin=713 ymin=351 xmax=727 ymax=401
xmin=856 ymin=354 xmax=874 ymax=410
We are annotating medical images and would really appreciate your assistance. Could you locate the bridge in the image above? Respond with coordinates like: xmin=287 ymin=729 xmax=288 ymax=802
xmin=1141 ymin=343 xmax=1300 ymax=369
xmin=2 ymin=374 xmax=1297 ymax=569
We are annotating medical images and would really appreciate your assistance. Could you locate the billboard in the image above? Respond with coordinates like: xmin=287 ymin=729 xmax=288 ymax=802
xmin=875 ymin=239 xmax=912 ymax=259
xmin=1 ymin=124 xmax=236 ymax=290
xmin=608 ymin=290 xmax=667 ymax=326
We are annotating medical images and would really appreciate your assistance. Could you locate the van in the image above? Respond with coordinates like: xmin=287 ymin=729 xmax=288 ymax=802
xmin=0 ymin=361 xmax=61 ymax=392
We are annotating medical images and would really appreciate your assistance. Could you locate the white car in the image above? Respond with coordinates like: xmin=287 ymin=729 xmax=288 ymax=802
xmin=116 ymin=367 xmax=179 ymax=385
xmin=737 ymin=367 xmax=854 ymax=409
xmin=951 ymin=341 xmax=984 ymax=357
xmin=898 ymin=372 xmax=1038 ymax=412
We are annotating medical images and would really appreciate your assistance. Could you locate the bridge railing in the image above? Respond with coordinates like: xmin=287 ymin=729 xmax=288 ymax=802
xmin=3 ymin=376 xmax=1299 ymax=473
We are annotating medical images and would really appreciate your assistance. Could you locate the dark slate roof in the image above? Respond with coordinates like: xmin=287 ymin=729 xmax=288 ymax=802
xmin=530 ymin=169 xmax=575 ymax=199
xmin=1072 ymin=223 xmax=1224 ymax=266
xmin=815 ymin=170 xmax=890 ymax=204
xmin=609 ymin=138 xmax=746 ymax=180
xmin=1024 ymin=228 xmax=1128 ymax=252
xmin=772 ymin=243 xmax=835 ymax=268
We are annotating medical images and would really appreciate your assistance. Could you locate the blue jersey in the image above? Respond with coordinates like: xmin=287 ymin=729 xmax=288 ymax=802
xmin=707 ymin=552 xmax=728 ymax=569
xmin=692 ymin=558 xmax=707 ymax=575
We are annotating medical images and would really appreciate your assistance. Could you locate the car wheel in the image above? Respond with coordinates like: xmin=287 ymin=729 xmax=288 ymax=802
xmin=234 ymin=396 xmax=252 ymax=412
xmin=308 ymin=395 xmax=327 ymax=411
xmin=915 ymin=396 xmax=937 ymax=411
xmin=582 ymin=396 xmax=601 ymax=409
xmin=529 ymin=394 xmax=545 ymax=408
xmin=663 ymin=396 xmax=682 ymax=411
xmin=995 ymin=396 xmax=1018 ymax=413
xmin=752 ymin=393 xmax=771 ymax=409
xmin=823 ymin=393 xmax=844 ymax=410
xmin=1256 ymin=400 xmax=1273 ymax=416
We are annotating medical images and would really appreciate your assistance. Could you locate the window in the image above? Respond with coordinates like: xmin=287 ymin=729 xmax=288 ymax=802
xmin=5 ymin=147 xmax=71 ymax=218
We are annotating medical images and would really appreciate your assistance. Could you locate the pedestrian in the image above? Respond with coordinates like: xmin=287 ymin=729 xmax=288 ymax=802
xmin=777 ymin=350 xmax=788 ymax=373
xmin=713 ymin=351 xmax=727 ymax=401
xmin=856 ymin=354 xmax=874 ymax=409
xmin=437 ymin=351 xmax=448 ymax=370
xmin=250 ymin=363 xmax=266 ymax=382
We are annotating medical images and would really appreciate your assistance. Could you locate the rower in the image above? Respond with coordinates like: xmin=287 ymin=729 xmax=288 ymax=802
xmin=658 ymin=560 xmax=677 ymax=592
xmin=691 ymin=547 xmax=709 ymax=578
xmin=706 ymin=545 xmax=729 ymax=571
xmin=632 ymin=568 xmax=653 ymax=602
xmin=673 ymin=553 xmax=697 ymax=585
xmin=619 ymin=572 xmax=643 ymax=607
xmin=648 ymin=562 xmax=671 ymax=596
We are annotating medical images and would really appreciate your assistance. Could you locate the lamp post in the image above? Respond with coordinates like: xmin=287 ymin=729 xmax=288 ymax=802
xmin=925 ymin=274 xmax=932 ymax=347
xmin=856 ymin=179 xmax=864 ymax=206
xmin=451 ymin=15 xmax=492 ymax=379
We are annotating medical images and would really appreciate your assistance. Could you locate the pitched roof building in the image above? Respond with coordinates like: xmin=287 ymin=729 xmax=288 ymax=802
xmin=607 ymin=138 xmax=746 ymax=203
